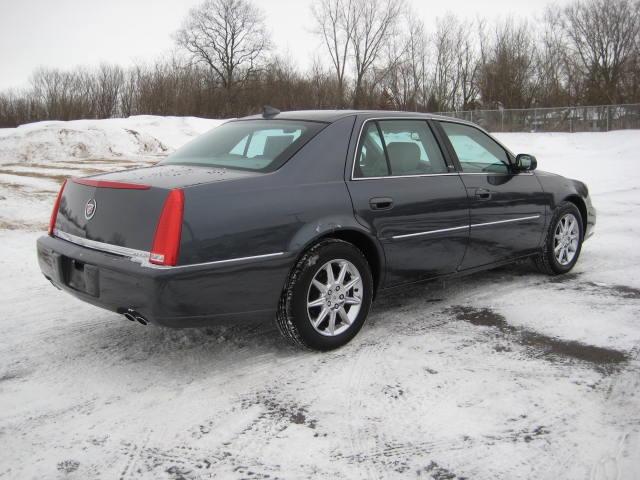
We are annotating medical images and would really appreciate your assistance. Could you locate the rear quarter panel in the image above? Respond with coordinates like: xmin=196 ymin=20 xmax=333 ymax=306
xmin=177 ymin=116 xmax=364 ymax=314
xmin=179 ymin=116 xmax=360 ymax=265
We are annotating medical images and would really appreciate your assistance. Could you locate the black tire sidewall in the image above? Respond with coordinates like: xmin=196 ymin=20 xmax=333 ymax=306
xmin=546 ymin=203 xmax=584 ymax=274
xmin=289 ymin=242 xmax=373 ymax=350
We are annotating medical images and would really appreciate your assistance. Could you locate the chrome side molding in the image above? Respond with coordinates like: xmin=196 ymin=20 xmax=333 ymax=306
xmin=53 ymin=229 xmax=285 ymax=269
xmin=150 ymin=252 xmax=286 ymax=270
xmin=470 ymin=215 xmax=541 ymax=228
xmin=392 ymin=225 xmax=468 ymax=240
xmin=391 ymin=215 xmax=541 ymax=240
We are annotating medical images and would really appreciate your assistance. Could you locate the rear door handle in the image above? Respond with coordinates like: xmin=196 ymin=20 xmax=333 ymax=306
xmin=475 ymin=188 xmax=492 ymax=200
xmin=369 ymin=197 xmax=394 ymax=210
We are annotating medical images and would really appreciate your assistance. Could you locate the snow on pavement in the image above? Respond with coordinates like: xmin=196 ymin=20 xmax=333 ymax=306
xmin=0 ymin=120 xmax=638 ymax=479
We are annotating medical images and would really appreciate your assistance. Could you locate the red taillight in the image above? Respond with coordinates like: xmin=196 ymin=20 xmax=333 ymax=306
xmin=150 ymin=189 xmax=184 ymax=266
xmin=48 ymin=180 xmax=67 ymax=236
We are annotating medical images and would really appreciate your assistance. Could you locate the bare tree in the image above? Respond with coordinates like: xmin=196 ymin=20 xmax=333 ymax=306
xmin=427 ymin=16 xmax=480 ymax=111
xmin=553 ymin=0 xmax=640 ymax=104
xmin=477 ymin=19 xmax=540 ymax=109
xmin=4 ymin=1 xmax=640 ymax=127
xmin=350 ymin=0 xmax=404 ymax=107
xmin=382 ymin=15 xmax=430 ymax=111
xmin=93 ymin=64 xmax=124 ymax=118
xmin=536 ymin=15 xmax=574 ymax=106
xmin=175 ymin=0 xmax=270 ymax=95
xmin=312 ymin=0 xmax=356 ymax=106
xmin=456 ymin=20 xmax=481 ymax=110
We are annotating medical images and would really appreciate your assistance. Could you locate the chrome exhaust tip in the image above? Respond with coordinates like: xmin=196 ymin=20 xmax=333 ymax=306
xmin=123 ymin=309 xmax=148 ymax=325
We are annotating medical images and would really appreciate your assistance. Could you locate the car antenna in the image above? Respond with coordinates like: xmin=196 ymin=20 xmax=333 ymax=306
xmin=263 ymin=105 xmax=280 ymax=118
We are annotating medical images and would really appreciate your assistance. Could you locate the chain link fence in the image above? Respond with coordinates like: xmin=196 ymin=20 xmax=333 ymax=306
xmin=436 ymin=103 xmax=640 ymax=133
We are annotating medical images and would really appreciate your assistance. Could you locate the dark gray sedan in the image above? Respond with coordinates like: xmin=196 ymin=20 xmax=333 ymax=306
xmin=37 ymin=109 xmax=596 ymax=350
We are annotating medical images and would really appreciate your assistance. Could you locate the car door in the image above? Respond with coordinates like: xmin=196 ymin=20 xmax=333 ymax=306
xmin=346 ymin=118 xmax=470 ymax=287
xmin=435 ymin=120 xmax=546 ymax=270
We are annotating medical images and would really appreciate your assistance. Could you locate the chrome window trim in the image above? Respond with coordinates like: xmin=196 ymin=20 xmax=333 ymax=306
xmin=350 ymin=117 xmax=455 ymax=181
xmin=353 ymin=173 xmax=459 ymax=181
xmin=53 ymin=229 xmax=285 ymax=269
xmin=458 ymin=172 xmax=534 ymax=176
xmin=390 ymin=215 xmax=541 ymax=241
xmin=349 ymin=116 xmax=528 ymax=181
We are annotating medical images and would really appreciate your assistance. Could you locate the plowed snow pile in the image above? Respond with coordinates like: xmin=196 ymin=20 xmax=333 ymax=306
xmin=0 ymin=118 xmax=639 ymax=479
xmin=0 ymin=115 xmax=223 ymax=164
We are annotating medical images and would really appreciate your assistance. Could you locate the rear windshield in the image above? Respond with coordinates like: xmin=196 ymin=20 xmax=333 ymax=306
xmin=161 ymin=120 xmax=326 ymax=172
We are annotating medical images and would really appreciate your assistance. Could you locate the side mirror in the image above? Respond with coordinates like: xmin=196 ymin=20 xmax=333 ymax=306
xmin=515 ymin=153 xmax=537 ymax=171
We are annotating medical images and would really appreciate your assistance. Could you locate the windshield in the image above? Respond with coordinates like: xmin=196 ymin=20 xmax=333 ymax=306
xmin=161 ymin=120 xmax=326 ymax=172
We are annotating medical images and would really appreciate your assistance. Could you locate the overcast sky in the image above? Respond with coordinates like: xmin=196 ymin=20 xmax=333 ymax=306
xmin=0 ymin=0 xmax=571 ymax=91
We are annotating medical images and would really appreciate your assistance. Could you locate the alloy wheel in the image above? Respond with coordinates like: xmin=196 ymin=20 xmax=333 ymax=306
xmin=554 ymin=213 xmax=580 ymax=266
xmin=306 ymin=259 xmax=363 ymax=336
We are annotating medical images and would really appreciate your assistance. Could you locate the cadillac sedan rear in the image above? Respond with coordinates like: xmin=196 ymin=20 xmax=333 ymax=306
xmin=37 ymin=117 xmax=330 ymax=327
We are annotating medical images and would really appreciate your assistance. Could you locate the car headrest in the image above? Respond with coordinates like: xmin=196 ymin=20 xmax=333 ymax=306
xmin=263 ymin=135 xmax=294 ymax=158
xmin=386 ymin=142 xmax=421 ymax=173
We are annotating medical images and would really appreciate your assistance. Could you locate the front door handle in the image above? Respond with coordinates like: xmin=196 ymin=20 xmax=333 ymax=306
xmin=475 ymin=188 xmax=492 ymax=200
xmin=369 ymin=197 xmax=394 ymax=210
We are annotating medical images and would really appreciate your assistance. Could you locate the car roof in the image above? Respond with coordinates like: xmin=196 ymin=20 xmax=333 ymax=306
xmin=239 ymin=109 xmax=468 ymax=125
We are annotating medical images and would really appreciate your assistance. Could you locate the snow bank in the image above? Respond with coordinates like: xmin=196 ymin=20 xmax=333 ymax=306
xmin=495 ymin=130 xmax=639 ymax=195
xmin=0 ymin=115 xmax=225 ymax=164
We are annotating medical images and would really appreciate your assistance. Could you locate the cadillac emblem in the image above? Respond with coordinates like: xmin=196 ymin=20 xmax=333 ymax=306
xmin=85 ymin=198 xmax=97 ymax=220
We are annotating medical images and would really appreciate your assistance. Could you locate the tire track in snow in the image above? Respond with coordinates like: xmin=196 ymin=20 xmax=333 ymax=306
xmin=590 ymin=346 xmax=640 ymax=480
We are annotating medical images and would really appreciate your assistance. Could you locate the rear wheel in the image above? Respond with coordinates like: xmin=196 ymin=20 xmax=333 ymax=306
xmin=535 ymin=202 xmax=583 ymax=275
xmin=276 ymin=239 xmax=373 ymax=350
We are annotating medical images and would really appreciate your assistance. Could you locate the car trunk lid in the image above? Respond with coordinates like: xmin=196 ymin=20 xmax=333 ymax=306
xmin=53 ymin=164 xmax=261 ymax=255
xmin=87 ymin=163 xmax=260 ymax=189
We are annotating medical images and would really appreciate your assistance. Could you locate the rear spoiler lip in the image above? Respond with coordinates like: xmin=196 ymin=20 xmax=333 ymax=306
xmin=72 ymin=178 xmax=151 ymax=190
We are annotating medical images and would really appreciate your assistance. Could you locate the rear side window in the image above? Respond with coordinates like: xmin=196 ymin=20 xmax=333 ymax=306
xmin=354 ymin=123 xmax=390 ymax=178
xmin=378 ymin=120 xmax=448 ymax=176
xmin=440 ymin=122 xmax=510 ymax=174
xmin=354 ymin=119 xmax=447 ymax=178
xmin=163 ymin=120 xmax=325 ymax=172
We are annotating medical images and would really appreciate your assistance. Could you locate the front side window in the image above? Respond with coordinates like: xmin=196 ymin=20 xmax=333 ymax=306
xmin=162 ymin=120 xmax=325 ymax=172
xmin=440 ymin=122 xmax=510 ymax=174
xmin=354 ymin=119 xmax=447 ymax=178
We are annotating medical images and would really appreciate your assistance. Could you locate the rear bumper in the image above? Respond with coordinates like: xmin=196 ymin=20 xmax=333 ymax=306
xmin=37 ymin=235 xmax=291 ymax=327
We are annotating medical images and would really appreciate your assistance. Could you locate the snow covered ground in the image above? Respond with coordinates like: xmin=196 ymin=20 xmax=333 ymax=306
xmin=0 ymin=118 xmax=638 ymax=479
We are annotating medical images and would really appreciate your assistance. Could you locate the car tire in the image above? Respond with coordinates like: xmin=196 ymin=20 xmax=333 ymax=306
xmin=276 ymin=239 xmax=373 ymax=350
xmin=535 ymin=201 xmax=584 ymax=275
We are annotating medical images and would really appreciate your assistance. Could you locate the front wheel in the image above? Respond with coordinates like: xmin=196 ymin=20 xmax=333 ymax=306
xmin=276 ymin=239 xmax=373 ymax=350
xmin=535 ymin=201 xmax=584 ymax=275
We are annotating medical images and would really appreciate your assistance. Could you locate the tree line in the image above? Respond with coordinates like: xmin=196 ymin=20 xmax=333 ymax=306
xmin=1 ymin=0 xmax=639 ymax=128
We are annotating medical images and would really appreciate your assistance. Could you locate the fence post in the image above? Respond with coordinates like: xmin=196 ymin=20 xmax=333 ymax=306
xmin=606 ymin=106 xmax=609 ymax=132
xmin=570 ymin=107 xmax=573 ymax=133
